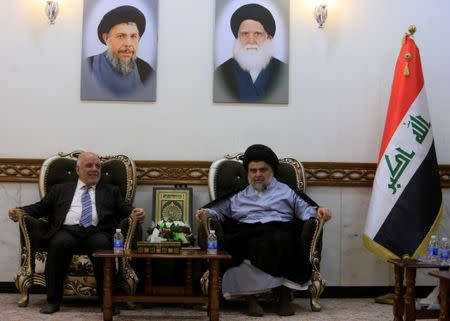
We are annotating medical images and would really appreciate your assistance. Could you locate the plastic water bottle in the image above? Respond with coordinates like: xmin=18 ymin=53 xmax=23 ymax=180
xmin=439 ymin=237 xmax=449 ymax=265
xmin=113 ymin=228 xmax=124 ymax=254
xmin=207 ymin=230 xmax=218 ymax=255
xmin=427 ymin=235 xmax=438 ymax=262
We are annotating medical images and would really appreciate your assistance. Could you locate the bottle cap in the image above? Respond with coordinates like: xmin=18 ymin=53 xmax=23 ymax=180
xmin=431 ymin=235 xmax=437 ymax=239
xmin=116 ymin=228 xmax=121 ymax=232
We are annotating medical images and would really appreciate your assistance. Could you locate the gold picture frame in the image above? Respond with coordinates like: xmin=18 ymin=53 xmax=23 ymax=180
xmin=152 ymin=187 xmax=193 ymax=225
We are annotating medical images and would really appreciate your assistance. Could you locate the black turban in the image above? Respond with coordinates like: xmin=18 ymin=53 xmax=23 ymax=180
xmin=230 ymin=3 xmax=276 ymax=38
xmin=243 ymin=144 xmax=279 ymax=172
xmin=97 ymin=5 xmax=146 ymax=45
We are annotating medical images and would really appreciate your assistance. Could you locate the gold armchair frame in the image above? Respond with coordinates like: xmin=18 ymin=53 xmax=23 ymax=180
xmin=199 ymin=153 xmax=326 ymax=312
xmin=14 ymin=151 xmax=140 ymax=307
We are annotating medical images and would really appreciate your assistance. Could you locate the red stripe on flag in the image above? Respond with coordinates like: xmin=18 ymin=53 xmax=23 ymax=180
xmin=378 ymin=36 xmax=424 ymax=162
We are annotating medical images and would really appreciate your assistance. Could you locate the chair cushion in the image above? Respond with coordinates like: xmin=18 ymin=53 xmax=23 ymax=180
xmin=214 ymin=160 xmax=248 ymax=199
xmin=34 ymin=253 xmax=94 ymax=276
xmin=212 ymin=159 xmax=304 ymax=201
xmin=44 ymin=157 xmax=130 ymax=202
xmin=44 ymin=159 xmax=78 ymax=195
xmin=100 ymin=159 xmax=128 ymax=200
xmin=276 ymin=162 xmax=301 ymax=192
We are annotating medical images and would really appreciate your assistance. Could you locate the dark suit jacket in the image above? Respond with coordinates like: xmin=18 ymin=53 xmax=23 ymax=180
xmin=22 ymin=182 xmax=134 ymax=239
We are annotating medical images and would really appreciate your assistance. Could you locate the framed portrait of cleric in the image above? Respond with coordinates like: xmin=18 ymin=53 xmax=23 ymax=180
xmin=213 ymin=0 xmax=289 ymax=104
xmin=152 ymin=187 xmax=193 ymax=226
xmin=80 ymin=0 xmax=158 ymax=101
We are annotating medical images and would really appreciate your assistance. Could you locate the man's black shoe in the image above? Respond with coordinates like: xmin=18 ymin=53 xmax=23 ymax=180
xmin=40 ymin=302 xmax=60 ymax=314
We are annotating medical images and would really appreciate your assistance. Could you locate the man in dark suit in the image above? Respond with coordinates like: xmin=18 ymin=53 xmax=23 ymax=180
xmin=8 ymin=152 xmax=146 ymax=314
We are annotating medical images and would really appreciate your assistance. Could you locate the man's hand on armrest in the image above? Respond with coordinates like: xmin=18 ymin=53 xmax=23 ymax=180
xmin=130 ymin=208 xmax=146 ymax=223
xmin=8 ymin=207 xmax=22 ymax=222
xmin=195 ymin=208 xmax=211 ymax=223
xmin=316 ymin=207 xmax=331 ymax=222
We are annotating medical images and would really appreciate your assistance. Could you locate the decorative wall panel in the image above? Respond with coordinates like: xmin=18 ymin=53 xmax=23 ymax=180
xmin=1 ymin=158 xmax=449 ymax=187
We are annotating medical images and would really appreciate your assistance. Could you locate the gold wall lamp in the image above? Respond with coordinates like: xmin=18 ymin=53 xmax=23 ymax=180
xmin=314 ymin=4 xmax=328 ymax=28
xmin=45 ymin=1 xmax=59 ymax=24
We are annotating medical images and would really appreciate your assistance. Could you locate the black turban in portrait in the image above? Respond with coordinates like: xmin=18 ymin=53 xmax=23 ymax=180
xmin=230 ymin=3 xmax=276 ymax=38
xmin=243 ymin=144 xmax=279 ymax=172
xmin=97 ymin=5 xmax=146 ymax=44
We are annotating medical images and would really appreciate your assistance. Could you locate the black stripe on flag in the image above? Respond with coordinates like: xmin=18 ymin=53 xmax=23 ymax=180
xmin=374 ymin=142 xmax=442 ymax=257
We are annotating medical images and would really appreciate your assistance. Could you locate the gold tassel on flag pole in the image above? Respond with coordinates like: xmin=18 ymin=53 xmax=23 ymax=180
xmin=403 ymin=25 xmax=417 ymax=77
xmin=404 ymin=53 xmax=412 ymax=76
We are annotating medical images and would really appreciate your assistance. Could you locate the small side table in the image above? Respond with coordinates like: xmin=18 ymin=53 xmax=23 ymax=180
xmin=93 ymin=249 xmax=231 ymax=321
xmin=429 ymin=270 xmax=450 ymax=321
xmin=388 ymin=258 xmax=449 ymax=321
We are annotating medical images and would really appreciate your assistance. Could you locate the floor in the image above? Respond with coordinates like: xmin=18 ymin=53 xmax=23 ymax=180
xmin=0 ymin=293 xmax=411 ymax=321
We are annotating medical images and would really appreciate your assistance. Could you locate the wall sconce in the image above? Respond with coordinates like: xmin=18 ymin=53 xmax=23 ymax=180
xmin=314 ymin=4 xmax=328 ymax=28
xmin=45 ymin=1 xmax=59 ymax=24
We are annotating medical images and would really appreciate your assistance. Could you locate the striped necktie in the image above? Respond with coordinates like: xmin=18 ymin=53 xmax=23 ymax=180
xmin=80 ymin=186 xmax=92 ymax=228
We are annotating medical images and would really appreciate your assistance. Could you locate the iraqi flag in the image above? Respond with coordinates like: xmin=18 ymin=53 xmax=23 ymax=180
xmin=363 ymin=29 xmax=443 ymax=260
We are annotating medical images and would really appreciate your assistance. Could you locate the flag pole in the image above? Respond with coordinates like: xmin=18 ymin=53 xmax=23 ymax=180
xmin=374 ymin=24 xmax=414 ymax=306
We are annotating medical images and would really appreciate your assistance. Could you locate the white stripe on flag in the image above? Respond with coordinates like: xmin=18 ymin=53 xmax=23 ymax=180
xmin=365 ymin=88 xmax=433 ymax=238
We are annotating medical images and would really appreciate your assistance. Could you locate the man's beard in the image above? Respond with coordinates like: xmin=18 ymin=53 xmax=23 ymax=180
xmin=106 ymin=45 xmax=137 ymax=75
xmin=233 ymin=38 xmax=274 ymax=79
xmin=248 ymin=174 xmax=273 ymax=193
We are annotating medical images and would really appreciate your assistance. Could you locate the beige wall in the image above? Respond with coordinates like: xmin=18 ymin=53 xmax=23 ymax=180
xmin=1 ymin=0 xmax=450 ymax=286
xmin=1 ymin=0 xmax=449 ymax=162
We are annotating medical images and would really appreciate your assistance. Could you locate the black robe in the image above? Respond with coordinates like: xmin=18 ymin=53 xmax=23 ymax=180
xmin=204 ymin=181 xmax=318 ymax=285
xmin=213 ymin=57 xmax=289 ymax=104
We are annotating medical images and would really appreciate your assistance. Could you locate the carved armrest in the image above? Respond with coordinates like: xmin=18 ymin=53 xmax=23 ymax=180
xmin=118 ymin=216 xmax=141 ymax=293
xmin=302 ymin=217 xmax=326 ymax=312
xmin=17 ymin=210 xmax=49 ymax=273
xmin=197 ymin=213 xmax=225 ymax=250
xmin=197 ymin=212 xmax=212 ymax=250
xmin=300 ymin=218 xmax=325 ymax=272
xmin=119 ymin=216 xmax=141 ymax=251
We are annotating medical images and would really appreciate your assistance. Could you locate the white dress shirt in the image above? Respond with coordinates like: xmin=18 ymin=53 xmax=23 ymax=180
xmin=64 ymin=179 xmax=99 ymax=226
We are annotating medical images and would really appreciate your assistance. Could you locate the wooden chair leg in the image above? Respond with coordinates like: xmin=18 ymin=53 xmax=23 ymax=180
xmin=15 ymin=272 xmax=31 ymax=307
xmin=309 ymin=270 xmax=325 ymax=312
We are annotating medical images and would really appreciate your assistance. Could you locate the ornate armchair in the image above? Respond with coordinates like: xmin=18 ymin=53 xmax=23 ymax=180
xmin=198 ymin=153 xmax=326 ymax=311
xmin=14 ymin=151 xmax=142 ymax=307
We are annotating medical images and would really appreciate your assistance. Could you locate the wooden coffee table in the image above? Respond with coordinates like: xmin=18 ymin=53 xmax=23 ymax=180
xmin=388 ymin=258 xmax=449 ymax=321
xmin=429 ymin=270 xmax=450 ymax=321
xmin=93 ymin=249 xmax=231 ymax=321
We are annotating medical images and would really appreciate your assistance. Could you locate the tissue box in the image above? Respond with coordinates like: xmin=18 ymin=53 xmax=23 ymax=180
xmin=137 ymin=241 xmax=181 ymax=254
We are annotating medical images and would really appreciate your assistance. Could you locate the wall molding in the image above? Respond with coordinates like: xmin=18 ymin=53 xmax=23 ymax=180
xmin=0 ymin=158 xmax=449 ymax=187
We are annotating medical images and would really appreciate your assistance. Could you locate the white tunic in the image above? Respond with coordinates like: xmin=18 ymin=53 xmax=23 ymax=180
xmin=206 ymin=178 xmax=317 ymax=297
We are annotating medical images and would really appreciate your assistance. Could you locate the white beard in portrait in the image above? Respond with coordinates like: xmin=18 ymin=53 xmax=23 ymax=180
xmin=232 ymin=38 xmax=274 ymax=83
